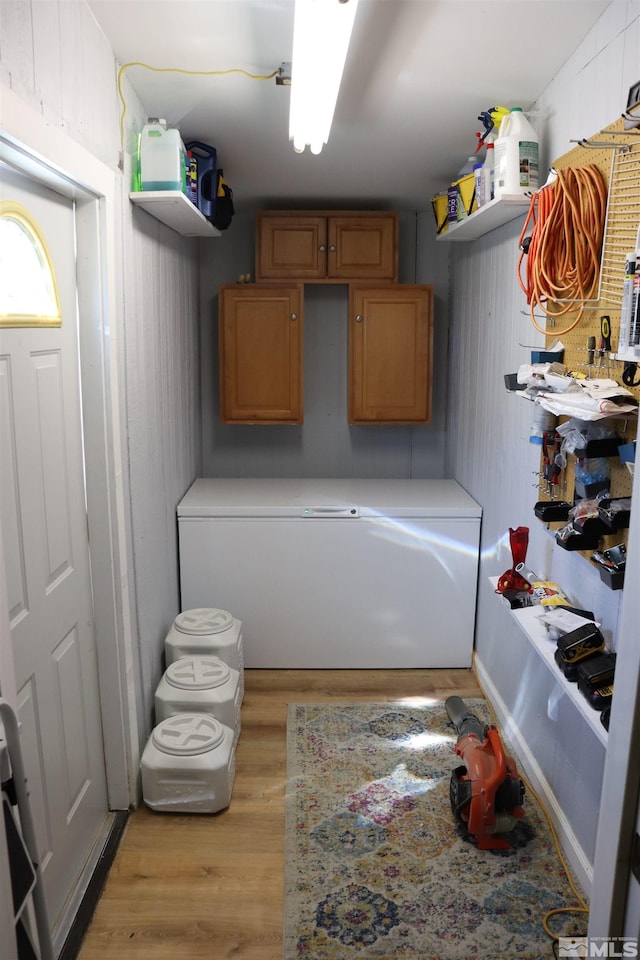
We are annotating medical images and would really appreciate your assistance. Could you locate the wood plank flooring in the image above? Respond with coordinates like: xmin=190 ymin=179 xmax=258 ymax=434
xmin=78 ymin=668 xmax=482 ymax=960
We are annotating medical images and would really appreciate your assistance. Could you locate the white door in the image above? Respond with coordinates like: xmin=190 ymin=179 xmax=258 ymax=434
xmin=0 ymin=164 xmax=109 ymax=932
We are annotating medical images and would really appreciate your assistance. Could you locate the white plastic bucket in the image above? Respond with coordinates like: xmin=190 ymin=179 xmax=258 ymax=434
xmin=154 ymin=655 xmax=241 ymax=743
xmin=165 ymin=608 xmax=244 ymax=700
xmin=141 ymin=713 xmax=236 ymax=813
xmin=494 ymin=108 xmax=539 ymax=198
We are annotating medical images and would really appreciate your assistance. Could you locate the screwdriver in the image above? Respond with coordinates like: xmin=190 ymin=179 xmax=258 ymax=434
xmin=597 ymin=316 xmax=611 ymax=376
xmin=587 ymin=335 xmax=596 ymax=376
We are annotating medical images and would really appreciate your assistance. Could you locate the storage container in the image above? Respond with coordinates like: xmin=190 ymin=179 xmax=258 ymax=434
xmin=494 ymin=107 xmax=539 ymax=198
xmin=141 ymin=713 xmax=236 ymax=813
xmin=448 ymin=173 xmax=477 ymax=222
xmin=184 ymin=140 xmax=217 ymax=222
xmin=431 ymin=193 xmax=449 ymax=234
xmin=165 ymin=607 xmax=244 ymax=699
xmin=139 ymin=120 xmax=187 ymax=192
xmin=154 ymin=655 xmax=241 ymax=743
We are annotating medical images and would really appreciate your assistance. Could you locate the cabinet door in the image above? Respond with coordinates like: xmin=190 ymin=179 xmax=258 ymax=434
xmin=329 ymin=215 xmax=398 ymax=281
xmin=219 ymin=284 xmax=303 ymax=423
xmin=256 ymin=214 xmax=327 ymax=280
xmin=349 ymin=285 xmax=433 ymax=423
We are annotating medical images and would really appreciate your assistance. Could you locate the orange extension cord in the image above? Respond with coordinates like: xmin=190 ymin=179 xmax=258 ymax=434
xmin=518 ymin=164 xmax=608 ymax=336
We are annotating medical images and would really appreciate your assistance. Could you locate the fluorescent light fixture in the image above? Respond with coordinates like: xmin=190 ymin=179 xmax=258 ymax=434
xmin=289 ymin=0 xmax=359 ymax=155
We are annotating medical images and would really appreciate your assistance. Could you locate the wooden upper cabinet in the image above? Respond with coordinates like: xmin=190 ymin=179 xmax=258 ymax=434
xmin=349 ymin=285 xmax=434 ymax=424
xmin=256 ymin=211 xmax=398 ymax=282
xmin=218 ymin=283 xmax=303 ymax=424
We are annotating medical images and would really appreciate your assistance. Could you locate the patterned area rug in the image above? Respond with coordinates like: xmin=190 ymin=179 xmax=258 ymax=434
xmin=284 ymin=701 xmax=584 ymax=960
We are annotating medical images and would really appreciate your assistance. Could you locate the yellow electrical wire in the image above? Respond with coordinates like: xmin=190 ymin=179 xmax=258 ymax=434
xmin=117 ymin=61 xmax=280 ymax=149
xmin=471 ymin=654 xmax=590 ymax=942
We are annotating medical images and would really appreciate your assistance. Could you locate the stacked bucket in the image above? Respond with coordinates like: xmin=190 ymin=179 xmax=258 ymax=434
xmin=141 ymin=608 xmax=244 ymax=814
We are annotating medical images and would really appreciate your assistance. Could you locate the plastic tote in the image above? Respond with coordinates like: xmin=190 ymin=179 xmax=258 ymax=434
xmin=494 ymin=108 xmax=539 ymax=198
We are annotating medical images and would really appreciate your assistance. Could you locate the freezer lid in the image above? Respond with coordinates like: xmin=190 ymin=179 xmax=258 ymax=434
xmin=177 ymin=478 xmax=482 ymax=519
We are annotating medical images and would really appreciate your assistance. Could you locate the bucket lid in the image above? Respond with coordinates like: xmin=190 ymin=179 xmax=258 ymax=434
xmin=174 ymin=608 xmax=234 ymax=636
xmin=164 ymin=656 xmax=231 ymax=690
xmin=151 ymin=713 xmax=225 ymax=756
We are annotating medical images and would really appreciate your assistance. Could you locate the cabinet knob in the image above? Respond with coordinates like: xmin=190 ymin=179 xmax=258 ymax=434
xmin=291 ymin=313 xmax=298 ymax=321
xmin=329 ymin=244 xmax=337 ymax=252
xmin=319 ymin=244 xmax=326 ymax=252
xmin=355 ymin=314 xmax=363 ymax=323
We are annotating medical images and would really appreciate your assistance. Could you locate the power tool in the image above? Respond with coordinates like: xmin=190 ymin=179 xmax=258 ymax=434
xmin=445 ymin=696 xmax=526 ymax=850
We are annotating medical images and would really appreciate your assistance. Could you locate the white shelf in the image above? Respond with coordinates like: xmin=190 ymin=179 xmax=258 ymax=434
xmin=129 ymin=191 xmax=221 ymax=237
xmin=494 ymin=591 xmax=609 ymax=746
xmin=437 ymin=194 xmax=531 ymax=242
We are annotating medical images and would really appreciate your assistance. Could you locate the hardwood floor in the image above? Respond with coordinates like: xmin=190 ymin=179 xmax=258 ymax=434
xmin=78 ymin=669 xmax=481 ymax=960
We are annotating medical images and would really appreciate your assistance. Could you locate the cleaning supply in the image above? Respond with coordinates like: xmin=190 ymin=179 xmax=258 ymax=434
xmin=139 ymin=119 xmax=188 ymax=192
xmin=473 ymin=160 xmax=484 ymax=209
xmin=494 ymin=107 xmax=539 ymax=198
xmin=480 ymin=142 xmax=495 ymax=205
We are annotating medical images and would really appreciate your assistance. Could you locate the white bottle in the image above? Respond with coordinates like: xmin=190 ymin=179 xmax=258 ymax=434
xmin=473 ymin=161 xmax=484 ymax=208
xmin=481 ymin=142 xmax=495 ymax=205
xmin=140 ymin=118 xmax=187 ymax=193
xmin=494 ymin=108 xmax=539 ymax=198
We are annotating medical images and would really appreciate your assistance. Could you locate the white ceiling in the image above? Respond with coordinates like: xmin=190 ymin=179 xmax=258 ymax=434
xmin=88 ymin=0 xmax=611 ymax=212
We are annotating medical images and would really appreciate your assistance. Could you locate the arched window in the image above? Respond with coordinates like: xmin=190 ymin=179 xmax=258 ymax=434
xmin=0 ymin=201 xmax=62 ymax=327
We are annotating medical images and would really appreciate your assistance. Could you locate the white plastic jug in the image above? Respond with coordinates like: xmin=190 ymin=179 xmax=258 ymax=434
xmin=494 ymin=108 xmax=539 ymax=198
xmin=140 ymin=119 xmax=187 ymax=192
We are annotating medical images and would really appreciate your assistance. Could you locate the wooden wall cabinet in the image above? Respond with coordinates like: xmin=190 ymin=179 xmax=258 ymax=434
xmin=218 ymin=283 xmax=303 ymax=424
xmin=349 ymin=285 xmax=434 ymax=424
xmin=256 ymin=211 xmax=399 ymax=283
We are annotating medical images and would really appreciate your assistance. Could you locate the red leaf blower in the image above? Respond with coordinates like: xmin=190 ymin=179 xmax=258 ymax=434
xmin=445 ymin=696 xmax=526 ymax=850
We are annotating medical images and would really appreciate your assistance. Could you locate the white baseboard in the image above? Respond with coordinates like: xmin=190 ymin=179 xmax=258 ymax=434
xmin=474 ymin=654 xmax=593 ymax=898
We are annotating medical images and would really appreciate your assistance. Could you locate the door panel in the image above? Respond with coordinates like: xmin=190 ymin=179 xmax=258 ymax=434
xmin=256 ymin=214 xmax=327 ymax=280
xmin=219 ymin=283 xmax=304 ymax=423
xmin=329 ymin=215 xmax=398 ymax=280
xmin=349 ymin=285 xmax=434 ymax=423
xmin=0 ymin=165 xmax=108 ymax=930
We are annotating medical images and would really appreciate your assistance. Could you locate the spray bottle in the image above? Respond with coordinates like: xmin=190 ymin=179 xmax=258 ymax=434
xmin=481 ymin=142 xmax=495 ymax=204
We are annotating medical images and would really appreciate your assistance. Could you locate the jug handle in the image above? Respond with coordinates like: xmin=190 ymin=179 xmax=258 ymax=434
xmin=497 ymin=115 xmax=511 ymax=138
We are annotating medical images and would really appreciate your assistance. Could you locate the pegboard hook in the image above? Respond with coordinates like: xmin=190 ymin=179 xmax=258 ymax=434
xmin=569 ymin=138 xmax=632 ymax=153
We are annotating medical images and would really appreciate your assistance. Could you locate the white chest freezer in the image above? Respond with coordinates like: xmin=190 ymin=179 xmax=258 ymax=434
xmin=177 ymin=478 xmax=482 ymax=668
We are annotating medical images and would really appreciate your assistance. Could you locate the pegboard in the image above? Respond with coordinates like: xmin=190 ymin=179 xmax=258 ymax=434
xmin=532 ymin=115 xmax=639 ymax=564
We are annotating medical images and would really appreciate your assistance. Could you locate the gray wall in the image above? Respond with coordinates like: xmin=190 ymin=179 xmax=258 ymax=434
xmin=200 ymin=212 xmax=450 ymax=478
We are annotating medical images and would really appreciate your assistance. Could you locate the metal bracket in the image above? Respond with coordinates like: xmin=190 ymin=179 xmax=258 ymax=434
xmin=276 ymin=62 xmax=291 ymax=85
